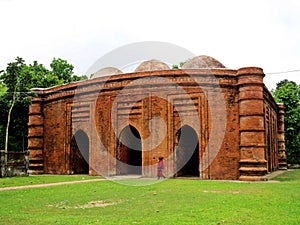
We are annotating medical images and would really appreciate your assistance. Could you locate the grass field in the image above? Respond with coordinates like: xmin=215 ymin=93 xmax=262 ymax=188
xmin=0 ymin=170 xmax=299 ymax=225
xmin=0 ymin=175 xmax=100 ymax=188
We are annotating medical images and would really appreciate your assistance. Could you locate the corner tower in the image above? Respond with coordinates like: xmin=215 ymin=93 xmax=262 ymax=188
xmin=237 ymin=67 xmax=268 ymax=181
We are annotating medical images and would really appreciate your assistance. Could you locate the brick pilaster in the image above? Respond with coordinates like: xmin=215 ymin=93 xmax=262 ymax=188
xmin=237 ymin=67 xmax=267 ymax=181
xmin=28 ymin=97 xmax=44 ymax=174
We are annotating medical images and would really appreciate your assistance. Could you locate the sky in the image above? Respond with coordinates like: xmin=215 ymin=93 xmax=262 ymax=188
xmin=0 ymin=0 xmax=299 ymax=90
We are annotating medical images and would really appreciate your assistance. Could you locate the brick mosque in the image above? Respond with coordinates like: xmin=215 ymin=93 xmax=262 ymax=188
xmin=27 ymin=55 xmax=287 ymax=181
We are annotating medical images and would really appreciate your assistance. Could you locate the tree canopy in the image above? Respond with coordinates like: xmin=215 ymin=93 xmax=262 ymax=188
xmin=0 ymin=57 xmax=87 ymax=152
xmin=272 ymin=79 xmax=300 ymax=164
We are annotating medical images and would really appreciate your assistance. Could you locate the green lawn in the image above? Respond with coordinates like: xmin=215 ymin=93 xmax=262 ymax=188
xmin=0 ymin=170 xmax=299 ymax=225
xmin=0 ymin=175 xmax=100 ymax=188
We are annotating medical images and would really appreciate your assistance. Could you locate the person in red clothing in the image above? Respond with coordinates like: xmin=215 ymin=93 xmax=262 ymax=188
xmin=157 ymin=156 xmax=165 ymax=179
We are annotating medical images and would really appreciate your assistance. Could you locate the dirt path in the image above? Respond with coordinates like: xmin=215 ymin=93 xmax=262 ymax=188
xmin=1 ymin=170 xmax=287 ymax=192
xmin=0 ymin=178 xmax=105 ymax=192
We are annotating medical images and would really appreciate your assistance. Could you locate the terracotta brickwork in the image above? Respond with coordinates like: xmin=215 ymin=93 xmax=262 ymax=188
xmin=28 ymin=57 xmax=287 ymax=180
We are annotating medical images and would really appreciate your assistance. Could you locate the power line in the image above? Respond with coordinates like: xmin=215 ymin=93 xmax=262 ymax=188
xmin=0 ymin=92 xmax=33 ymax=94
xmin=265 ymin=69 xmax=300 ymax=75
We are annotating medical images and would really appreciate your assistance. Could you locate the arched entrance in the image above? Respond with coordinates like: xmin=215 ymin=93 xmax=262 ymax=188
xmin=175 ymin=125 xmax=199 ymax=177
xmin=70 ymin=130 xmax=89 ymax=174
xmin=116 ymin=125 xmax=142 ymax=175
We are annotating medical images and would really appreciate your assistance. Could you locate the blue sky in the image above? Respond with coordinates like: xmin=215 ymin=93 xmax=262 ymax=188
xmin=0 ymin=0 xmax=299 ymax=90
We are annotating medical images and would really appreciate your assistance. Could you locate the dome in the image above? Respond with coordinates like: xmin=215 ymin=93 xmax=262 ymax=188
xmin=182 ymin=55 xmax=225 ymax=69
xmin=92 ymin=67 xmax=122 ymax=78
xmin=135 ymin=59 xmax=170 ymax=72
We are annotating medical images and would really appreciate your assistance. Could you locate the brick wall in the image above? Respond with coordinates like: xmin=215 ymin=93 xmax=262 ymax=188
xmin=28 ymin=68 xmax=286 ymax=180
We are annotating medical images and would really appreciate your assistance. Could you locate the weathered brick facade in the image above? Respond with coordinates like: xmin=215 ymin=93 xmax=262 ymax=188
xmin=28 ymin=56 xmax=287 ymax=181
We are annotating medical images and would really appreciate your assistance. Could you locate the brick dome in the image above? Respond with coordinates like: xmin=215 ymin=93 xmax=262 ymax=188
xmin=182 ymin=55 xmax=225 ymax=69
xmin=135 ymin=59 xmax=170 ymax=72
xmin=93 ymin=67 xmax=122 ymax=78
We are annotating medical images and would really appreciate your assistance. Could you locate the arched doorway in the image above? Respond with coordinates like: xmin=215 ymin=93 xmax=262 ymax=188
xmin=70 ymin=130 xmax=89 ymax=174
xmin=175 ymin=125 xmax=199 ymax=177
xmin=116 ymin=125 xmax=142 ymax=175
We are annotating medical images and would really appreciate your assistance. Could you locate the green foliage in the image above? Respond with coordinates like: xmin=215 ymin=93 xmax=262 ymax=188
xmin=0 ymin=57 xmax=29 ymax=152
xmin=0 ymin=57 xmax=87 ymax=152
xmin=0 ymin=57 xmax=25 ymax=93
xmin=50 ymin=58 xmax=86 ymax=83
xmin=172 ymin=61 xmax=186 ymax=69
xmin=21 ymin=61 xmax=61 ymax=88
xmin=272 ymin=79 xmax=300 ymax=164
xmin=0 ymin=80 xmax=7 ymax=93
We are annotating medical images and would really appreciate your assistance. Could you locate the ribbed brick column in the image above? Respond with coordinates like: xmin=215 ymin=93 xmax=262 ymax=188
xmin=28 ymin=97 xmax=44 ymax=174
xmin=277 ymin=103 xmax=287 ymax=170
xmin=237 ymin=67 xmax=267 ymax=181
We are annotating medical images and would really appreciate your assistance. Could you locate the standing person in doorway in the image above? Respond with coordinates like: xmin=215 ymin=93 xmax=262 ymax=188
xmin=157 ymin=156 xmax=165 ymax=179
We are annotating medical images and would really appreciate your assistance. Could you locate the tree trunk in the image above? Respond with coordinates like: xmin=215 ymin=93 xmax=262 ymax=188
xmin=4 ymin=91 xmax=17 ymax=165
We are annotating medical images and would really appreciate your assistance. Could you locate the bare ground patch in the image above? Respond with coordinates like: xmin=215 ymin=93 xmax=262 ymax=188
xmin=202 ymin=190 xmax=242 ymax=194
xmin=48 ymin=200 xmax=120 ymax=209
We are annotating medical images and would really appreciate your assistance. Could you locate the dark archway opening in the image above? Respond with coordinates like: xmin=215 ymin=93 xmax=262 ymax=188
xmin=116 ymin=125 xmax=142 ymax=175
xmin=70 ymin=130 xmax=89 ymax=174
xmin=175 ymin=125 xmax=199 ymax=177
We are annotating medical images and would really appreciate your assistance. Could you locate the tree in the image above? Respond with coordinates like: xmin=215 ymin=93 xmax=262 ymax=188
xmin=50 ymin=58 xmax=87 ymax=83
xmin=0 ymin=57 xmax=31 ymax=176
xmin=0 ymin=58 xmax=28 ymax=153
xmin=172 ymin=61 xmax=186 ymax=69
xmin=272 ymin=79 xmax=300 ymax=164
xmin=0 ymin=57 xmax=87 ymax=155
xmin=21 ymin=61 xmax=61 ymax=88
xmin=0 ymin=57 xmax=87 ymax=177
